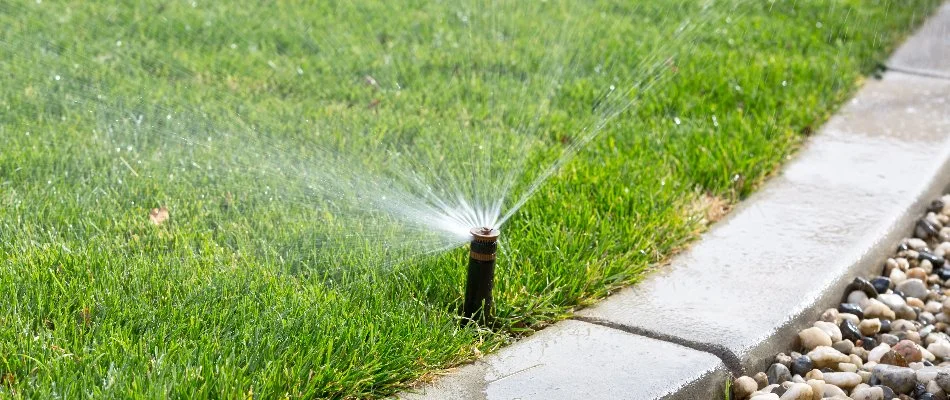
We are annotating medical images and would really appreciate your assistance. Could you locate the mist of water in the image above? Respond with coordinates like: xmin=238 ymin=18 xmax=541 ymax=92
xmin=0 ymin=0 xmax=738 ymax=269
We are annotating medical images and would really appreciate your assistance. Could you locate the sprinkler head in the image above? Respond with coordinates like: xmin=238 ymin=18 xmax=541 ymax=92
xmin=463 ymin=227 xmax=500 ymax=325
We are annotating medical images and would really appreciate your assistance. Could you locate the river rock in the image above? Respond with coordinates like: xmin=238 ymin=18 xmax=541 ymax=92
xmin=748 ymin=394 xmax=779 ymax=400
xmin=777 ymin=382 xmax=811 ymax=400
xmin=868 ymin=343 xmax=892 ymax=363
xmin=896 ymin=278 xmax=929 ymax=299
xmin=820 ymin=371 xmax=861 ymax=389
xmin=849 ymin=386 xmax=884 ymax=400
xmin=790 ymin=355 xmax=813 ymax=377
xmin=841 ymin=319 xmax=863 ymax=342
xmin=733 ymin=376 xmax=758 ymax=400
xmin=936 ymin=370 xmax=950 ymax=391
xmin=833 ymin=340 xmax=854 ymax=354
xmin=807 ymin=346 xmax=850 ymax=369
xmin=813 ymin=321 xmax=842 ymax=342
xmin=767 ymin=363 xmax=791 ymax=385
xmin=878 ymin=293 xmax=907 ymax=311
xmin=860 ymin=318 xmax=882 ymax=336
xmin=839 ymin=303 xmax=865 ymax=319
xmin=863 ymin=299 xmax=897 ymax=320
xmin=798 ymin=327 xmax=832 ymax=351
xmin=871 ymin=364 xmax=916 ymax=393
xmin=872 ymin=277 xmax=892 ymax=294
xmin=880 ymin=350 xmax=909 ymax=367
xmin=754 ymin=372 xmax=769 ymax=389
xmin=893 ymin=340 xmax=923 ymax=363
xmin=928 ymin=340 xmax=950 ymax=359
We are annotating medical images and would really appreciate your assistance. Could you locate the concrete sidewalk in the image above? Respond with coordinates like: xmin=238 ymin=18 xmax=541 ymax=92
xmin=402 ymin=5 xmax=950 ymax=399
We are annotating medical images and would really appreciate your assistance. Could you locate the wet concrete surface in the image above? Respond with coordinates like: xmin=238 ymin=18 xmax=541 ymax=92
xmin=888 ymin=3 xmax=950 ymax=79
xmin=400 ymin=320 xmax=727 ymax=400
xmin=578 ymin=72 xmax=950 ymax=373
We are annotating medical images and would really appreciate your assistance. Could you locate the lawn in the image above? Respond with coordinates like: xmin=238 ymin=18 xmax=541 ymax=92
xmin=0 ymin=0 xmax=941 ymax=398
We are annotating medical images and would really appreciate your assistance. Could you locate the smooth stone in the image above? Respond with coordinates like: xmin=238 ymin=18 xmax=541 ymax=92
xmin=920 ymin=251 xmax=946 ymax=268
xmin=754 ymin=371 xmax=770 ymax=389
xmin=790 ymin=355 xmax=814 ymax=377
xmin=908 ymin=268 xmax=930 ymax=282
xmin=776 ymin=353 xmax=793 ymax=367
xmin=894 ymin=340 xmax=924 ymax=362
xmin=927 ymin=301 xmax=944 ymax=314
xmin=873 ymin=384 xmax=896 ymax=399
xmin=805 ymin=379 xmax=824 ymax=399
xmin=880 ymin=350 xmax=910 ymax=368
xmin=879 ymin=294 xmax=908 ymax=311
xmin=872 ymin=364 xmax=917 ymax=394
xmin=808 ymin=346 xmax=851 ymax=369
xmin=834 ymin=340 xmax=856 ymax=354
xmin=928 ymin=341 xmax=950 ymax=359
xmin=891 ymin=269 xmax=908 ymax=286
xmin=870 ymin=344 xmax=893 ymax=363
xmin=799 ymin=327 xmax=833 ymax=351
xmin=846 ymin=277 xmax=881 ymax=301
xmin=864 ymin=299 xmax=898 ymax=320
xmin=891 ymin=320 xmax=919 ymax=332
xmin=936 ymin=371 xmax=950 ymax=391
xmin=842 ymin=320 xmax=864 ymax=342
xmin=861 ymin=319 xmax=884 ymax=336
xmin=862 ymin=337 xmax=880 ymax=351
xmin=917 ymin=219 xmax=939 ymax=239
xmin=734 ymin=376 xmax=758 ymax=400
xmin=777 ymin=382 xmax=811 ymax=400
xmin=815 ymin=321 xmax=844 ymax=342
xmin=881 ymin=334 xmax=901 ymax=346
xmin=873 ymin=277 xmax=893 ymax=294
xmin=749 ymin=394 xmax=780 ymax=400
xmin=880 ymin=319 xmax=892 ymax=334
xmin=841 ymin=303 xmax=866 ymax=319
xmin=849 ymin=386 xmax=884 ymax=400
xmin=897 ymin=279 xmax=930 ymax=300
xmin=838 ymin=362 xmax=858 ymax=372
xmin=805 ymin=369 xmax=823 ymax=381
xmin=768 ymin=363 xmax=792 ymax=385
xmin=896 ymin=304 xmax=919 ymax=321
xmin=822 ymin=371 xmax=862 ymax=389
xmin=821 ymin=308 xmax=840 ymax=323
xmin=822 ymin=383 xmax=847 ymax=397
xmin=937 ymin=267 xmax=950 ymax=281
xmin=849 ymin=290 xmax=871 ymax=306
xmin=841 ymin=313 xmax=861 ymax=326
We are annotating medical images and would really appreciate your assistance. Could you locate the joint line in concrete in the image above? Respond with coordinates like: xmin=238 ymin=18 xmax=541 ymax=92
xmin=572 ymin=316 xmax=744 ymax=377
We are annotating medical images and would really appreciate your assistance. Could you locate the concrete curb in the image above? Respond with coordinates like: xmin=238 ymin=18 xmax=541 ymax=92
xmin=401 ymin=6 xmax=950 ymax=400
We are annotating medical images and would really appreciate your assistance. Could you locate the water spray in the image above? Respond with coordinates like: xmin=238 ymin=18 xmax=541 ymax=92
xmin=463 ymin=227 xmax=500 ymax=324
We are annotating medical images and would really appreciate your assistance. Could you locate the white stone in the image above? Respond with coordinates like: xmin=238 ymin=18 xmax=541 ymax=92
xmin=867 ymin=343 xmax=892 ymax=363
xmin=813 ymin=321 xmax=842 ymax=343
xmin=807 ymin=346 xmax=850 ymax=369
xmin=820 ymin=372 xmax=861 ymax=389
xmin=798 ymin=327 xmax=832 ymax=351
xmin=862 ymin=299 xmax=896 ymax=320
xmin=858 ymin=318 xmax=881 ymax=336
xmin=849 ymin=386 xmax=883 ymax=400
xmin=929 ymin=340 xmax=950 ymax=360
xmin=778 ymin=382 xmax=812 ymax=400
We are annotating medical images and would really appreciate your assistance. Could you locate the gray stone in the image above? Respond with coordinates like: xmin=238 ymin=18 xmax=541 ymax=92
xmin=871 ymin=364 xmax=916 ymax=394
xmin=767 ymin=363 xmax=792 ymax=385
xmin=897 ymin=279 xmax=929 ymax=300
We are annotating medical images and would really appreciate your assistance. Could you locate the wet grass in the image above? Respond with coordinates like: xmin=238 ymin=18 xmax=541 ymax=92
xmin=0 ymin=0 xmax=942 ymax=398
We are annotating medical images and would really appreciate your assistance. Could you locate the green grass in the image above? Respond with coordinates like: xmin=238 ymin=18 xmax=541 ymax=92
xmin=0 ymin=0 xmax=941 ymax=398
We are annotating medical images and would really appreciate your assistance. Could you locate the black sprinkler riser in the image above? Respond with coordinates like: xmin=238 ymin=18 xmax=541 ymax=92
xmin=463 ymin=227 xmax=499 ymax=324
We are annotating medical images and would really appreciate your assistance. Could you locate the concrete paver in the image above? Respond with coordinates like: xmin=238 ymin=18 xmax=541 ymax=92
xmin=401 ymin=320 xmax=728 ymax=400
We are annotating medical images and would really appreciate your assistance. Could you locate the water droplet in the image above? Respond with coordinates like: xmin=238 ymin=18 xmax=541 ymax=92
xmin=54 ymin=75 xmax=61 ymax=81
xmin=673 ymin=117 xmax=681 ymax=125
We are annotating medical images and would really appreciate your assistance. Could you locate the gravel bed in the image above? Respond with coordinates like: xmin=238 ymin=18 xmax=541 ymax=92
xmin=734 ymin=194 xmax=950 ymax=400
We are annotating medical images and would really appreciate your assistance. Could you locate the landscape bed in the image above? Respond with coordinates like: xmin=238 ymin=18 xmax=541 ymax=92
xmin=0 ymin=1 xmax=943 ymax=398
